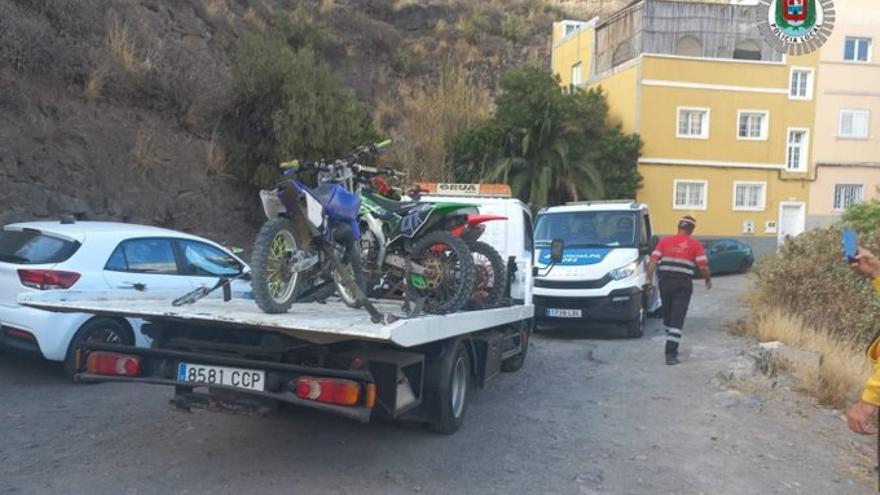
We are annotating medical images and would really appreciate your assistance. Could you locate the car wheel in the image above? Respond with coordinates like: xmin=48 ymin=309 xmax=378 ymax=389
xmin=739 ymin=259 xmax=753 ymax=274
xmin=625 ymin=306 xmax=646 ymax=338
xmin=63 ymin=318 xmax=132 ymax=379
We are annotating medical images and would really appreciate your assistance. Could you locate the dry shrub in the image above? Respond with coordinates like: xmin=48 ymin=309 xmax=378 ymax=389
xmin=753 ymin=228 xmax=880 ymax=345
xmin=83 ymin=68 xmax=105 ymax=99
xmin=320 ymin=0 xmax=335 ymax=14
xmin=740 ymin=310 xmax=872 ymax=408
xmin=107 ymin=14 xmax=140 ymax=75
xmin=390 ymin=64 xmax=491 ymax=181
xmin=131 ymin=128 xmax=161 ymax=172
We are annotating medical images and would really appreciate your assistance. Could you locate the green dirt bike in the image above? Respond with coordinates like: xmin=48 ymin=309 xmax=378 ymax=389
xmin=354 ymin=169 xmax=478 ymax=315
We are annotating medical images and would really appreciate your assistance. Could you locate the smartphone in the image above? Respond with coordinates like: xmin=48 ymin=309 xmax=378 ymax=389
xmin=842 ymin=228 xmax=858 ymax=263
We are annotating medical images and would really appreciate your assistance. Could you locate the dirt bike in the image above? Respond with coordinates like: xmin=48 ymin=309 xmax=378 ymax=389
xmin=351 ymin=172 xmax=477 ymax=315
xmin=374 ymin=178 xmax=509 ymax=310
xmin=250 ymin=142 xmax=392 ymax=323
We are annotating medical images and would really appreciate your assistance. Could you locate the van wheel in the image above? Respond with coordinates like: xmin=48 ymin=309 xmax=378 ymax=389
xmin=64 ymin=318 xmax=132 ymax=379
xmin=430 ymin=341 xmax=471 ymax=435
xmin=625 ymin=306 xmax=646 ymax=338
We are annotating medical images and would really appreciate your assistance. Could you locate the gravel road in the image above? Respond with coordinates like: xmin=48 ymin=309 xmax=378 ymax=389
xmin=0 ymin=275 xmax=875 ymax=494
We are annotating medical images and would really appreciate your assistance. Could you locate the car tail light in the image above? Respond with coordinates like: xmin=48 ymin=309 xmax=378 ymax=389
xmin=17 ymin=269 xmax=81 ymax=290
xmin=3 ymin=326 xmax=35 ymax=341
xmin=86 ymin=352 xmax=141 ymax=376
xmin=292 ymin=377 xmax=361 ymax=406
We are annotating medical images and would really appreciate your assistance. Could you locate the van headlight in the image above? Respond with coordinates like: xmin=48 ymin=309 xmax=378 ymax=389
xmin=609 ymin=261 xmax=639 ymax=281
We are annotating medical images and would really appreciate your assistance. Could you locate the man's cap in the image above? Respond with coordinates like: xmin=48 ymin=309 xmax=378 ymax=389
xmin=678 ymin=215 xmax=696 ymax=228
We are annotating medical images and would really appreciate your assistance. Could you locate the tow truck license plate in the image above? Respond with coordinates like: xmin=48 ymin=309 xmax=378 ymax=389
xmin=546 ymin=308 xmax=582 ymax=318
xmin=177 ymin=363 xmax=265 ymax=392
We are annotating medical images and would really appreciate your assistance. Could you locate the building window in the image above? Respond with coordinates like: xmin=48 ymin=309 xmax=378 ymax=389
xmin=844 ymin=37 xmax=871 ymax=62
xmin=833 ymin=184 xmax=864 ymax=210
xmin=838 ymin=109 xmax=870 ymax=138
xmin=571 ymin=62 xmax=582 ymax=86
xmin=789 ymin=68 xmax=813 ymax=100
xmin=675 ymin=36 xmax=703 ymax=57
xmin=733 ymin=39 xmax=762 ymax=60
xmin=785 ymin=129 xmax=809 ymax=172
xmin=737 ymin=110 xmax=768 ymax=140
xmin=676 ymin=107 xmax=709 ymax=139
xmin=733 ymin=182 xmax=766 ymax=211
xmin=673 ymin=180 xmax=708 ymax=210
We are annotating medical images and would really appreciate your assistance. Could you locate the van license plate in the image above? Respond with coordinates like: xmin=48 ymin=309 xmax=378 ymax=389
xmin=177 ymin=363 xmax=265 ymax=392
xmin=546 ymin=308 xmax=582 ymax=318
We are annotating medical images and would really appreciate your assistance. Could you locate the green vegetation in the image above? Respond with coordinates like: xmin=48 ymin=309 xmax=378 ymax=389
xmin=843 ymin=198 xmax=880 ymax=243
xmin=500 ymin=15 xmax=528 ymax=43
xmin=449 ymin=68 xmax=642 ymax=207
xmin=227 ymin=13 xmax=378 ymax=188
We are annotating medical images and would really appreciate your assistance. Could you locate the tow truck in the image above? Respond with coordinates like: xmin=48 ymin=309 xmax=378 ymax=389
xmin=19 ymin=184 xmax=543 ymax=435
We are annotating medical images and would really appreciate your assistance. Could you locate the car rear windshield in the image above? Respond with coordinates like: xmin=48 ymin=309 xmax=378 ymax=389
xmin=0 ymin=229 xmax=81 ymax=265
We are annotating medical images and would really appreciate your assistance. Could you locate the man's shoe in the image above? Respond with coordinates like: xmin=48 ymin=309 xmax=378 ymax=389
xmin=665 ymin=355 xmax=680 ymax=366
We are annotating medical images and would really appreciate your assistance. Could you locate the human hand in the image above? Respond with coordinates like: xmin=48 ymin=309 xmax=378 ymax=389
xmin=850 ymin=248 xmax=880 ymax=279
xmin=845 ymin=400 xmax=878 ymax=435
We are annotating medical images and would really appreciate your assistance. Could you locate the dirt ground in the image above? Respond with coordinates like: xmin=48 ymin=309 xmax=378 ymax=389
xmin=0 ymin=275 xmax=875 ymax=494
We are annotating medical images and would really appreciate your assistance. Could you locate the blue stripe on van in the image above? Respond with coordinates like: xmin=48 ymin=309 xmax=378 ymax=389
xmin=537 ymin=248 xmax=611 ymax=266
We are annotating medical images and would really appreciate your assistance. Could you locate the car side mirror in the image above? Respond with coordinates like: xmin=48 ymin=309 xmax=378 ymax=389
xmin=550 ymin=238 xmax=565 ymax=264
xmin=639 ymin=244 xmax=651 ymax=256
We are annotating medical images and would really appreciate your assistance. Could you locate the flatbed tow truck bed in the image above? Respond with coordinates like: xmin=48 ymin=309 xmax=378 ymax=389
xmin=19 ymin=291 xmax=535 ymax=434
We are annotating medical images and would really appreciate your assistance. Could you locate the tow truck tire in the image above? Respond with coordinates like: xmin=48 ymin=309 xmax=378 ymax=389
xmin=501 ymin=321 xmax=530 ymax=372
xmin=64 ymin=318 xmax=132 ymax=379
xmin=430 ymin=341 xmax=471 ymax=435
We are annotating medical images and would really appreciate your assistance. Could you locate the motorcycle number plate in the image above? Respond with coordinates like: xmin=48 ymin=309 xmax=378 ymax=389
xmin=304 ymin=192 xmax=324 ymax=228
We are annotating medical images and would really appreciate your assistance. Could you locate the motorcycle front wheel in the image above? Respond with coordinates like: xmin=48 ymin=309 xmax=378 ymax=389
xmin=468 ymin=240 xmax=507 ymax=309
xmin=251 ymin=217 xmax=305 ymax=314
xmin=411 ymin=231 xmax=476 ymax=314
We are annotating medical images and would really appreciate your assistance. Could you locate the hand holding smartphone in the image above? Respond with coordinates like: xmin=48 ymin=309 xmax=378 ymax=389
xmin=842 ymin=228 xmax=858 ymax=263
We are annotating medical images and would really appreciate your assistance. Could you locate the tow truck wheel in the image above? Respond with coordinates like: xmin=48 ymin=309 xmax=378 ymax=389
xmin=64 ymin=318 xmax=132 ymax=379
xmin=430 ymin=341 xmax=471 ymax=435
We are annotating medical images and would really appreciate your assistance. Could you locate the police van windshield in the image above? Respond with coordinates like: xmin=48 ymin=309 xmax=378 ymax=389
xmin=534 ymin=211 xmax=638 ymax=248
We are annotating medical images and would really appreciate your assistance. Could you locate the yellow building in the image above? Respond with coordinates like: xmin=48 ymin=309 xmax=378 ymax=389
xmin=807 ymin=0 xmax=880 ymax=229
xmin=552 ymin=0 xmax=818 ymax=255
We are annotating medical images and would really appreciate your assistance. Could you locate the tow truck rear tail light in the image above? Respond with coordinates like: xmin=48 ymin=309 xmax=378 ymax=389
xmin=86 ymin=352 xmax=141 ymax=376
xmin=292 ymin=377 xmax=361 ymax=406
xmin=17 ymin=269 xmax=81 ymax=290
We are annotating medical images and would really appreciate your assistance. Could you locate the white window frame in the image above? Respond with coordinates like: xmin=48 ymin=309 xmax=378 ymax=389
xmin=571 ymin=62 xmax=582 ymax=86
xmin=672 ymin=179 xmax=709 ymax=210
xmin=832 ymin=183 xmax=865 ymax=211
xmin=736 ymin=110 xmax=769 ymax=141
xmin=844 ymin=36 xmax=872 ymax=63
xmin=837 ymin=109 xmax=870 ymax=139
xmin=676 ymin=106 xmax=710 ymax=140
xmin=732 ymin=181 xmax=767 ymax=211
xmin=788 ymin=67 xmax=814 ymax=100
xmin=785 ymin=127 xmax=809 ymax=172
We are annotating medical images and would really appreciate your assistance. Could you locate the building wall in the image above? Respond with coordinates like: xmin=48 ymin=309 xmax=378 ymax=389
xmin=551 ymin=22 xmax=594 ymax=87
xmin=808 ymin=166 xmax=880 ymax=228
xmin=592 ymin=62 xmax=640 ymax=132
xmin=809 ymin=0 xmax=880 ymax=218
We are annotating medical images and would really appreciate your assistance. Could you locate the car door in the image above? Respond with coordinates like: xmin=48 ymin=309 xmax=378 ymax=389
xmin=102 ymin=238 xmax=194 ymax=292
xmin=175 ymin=239 xmax=248 ymax=292
xmin=710 ymin=240 xmax=739 ymax=274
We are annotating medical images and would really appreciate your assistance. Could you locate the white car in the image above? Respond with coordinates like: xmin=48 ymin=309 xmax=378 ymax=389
xmin=0 ymin=221 xmax=249 ymax=377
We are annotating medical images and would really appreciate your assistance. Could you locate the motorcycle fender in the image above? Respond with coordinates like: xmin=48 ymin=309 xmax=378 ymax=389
xmin=260 ymin=189 xmax=286 ymax=220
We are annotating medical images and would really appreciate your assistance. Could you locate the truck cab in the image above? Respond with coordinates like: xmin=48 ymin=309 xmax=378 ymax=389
xmin=532 ymin=201 xmax=659 ymax=337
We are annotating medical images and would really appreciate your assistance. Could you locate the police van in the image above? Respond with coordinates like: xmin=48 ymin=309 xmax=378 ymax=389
xmin=532 ymin=200 xmax=660 ymax=337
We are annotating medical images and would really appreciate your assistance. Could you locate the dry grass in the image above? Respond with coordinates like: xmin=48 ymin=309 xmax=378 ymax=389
xmin=204 ymin=127 xmax=227 ymax=177
xmin=107 ymin=14 xmax=140 ymax=75
xmin=738 ymin=309 xmax=872 ymax=408
xmin=83 ymin=68 xmax=105 ymax=100
xmin=390 ymin=63 xmax=491 ymax=181
xmin=131 ymin=128 xmax=161 ymax=172
xmin=320 ymin=0 xmax=335 ymax=14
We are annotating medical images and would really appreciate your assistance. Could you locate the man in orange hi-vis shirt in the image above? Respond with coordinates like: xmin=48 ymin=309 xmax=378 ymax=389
xmin=646 ymin=216 xmax=712 ymax=366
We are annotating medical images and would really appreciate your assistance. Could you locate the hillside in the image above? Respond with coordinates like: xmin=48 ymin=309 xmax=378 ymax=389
xmin=0 ymin=0 xmax=603 ymax=246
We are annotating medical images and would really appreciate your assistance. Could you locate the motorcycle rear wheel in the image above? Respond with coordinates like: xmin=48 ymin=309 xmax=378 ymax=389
xmin=332 ymin=243 xmax=367 ymax=309
xmin=411 ymin=231 xmax=476 ymax=314
xmin=251 ymin=218 xmax=305 ymax=314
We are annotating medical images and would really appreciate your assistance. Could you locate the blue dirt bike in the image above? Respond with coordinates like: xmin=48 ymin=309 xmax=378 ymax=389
xmin=250 ymin=142 xmax=392 ymax=323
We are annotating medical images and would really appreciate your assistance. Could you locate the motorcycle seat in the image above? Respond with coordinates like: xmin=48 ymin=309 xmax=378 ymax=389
xmin=366 ymin=192 xmax=419 ymax=214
